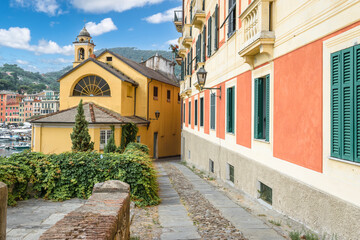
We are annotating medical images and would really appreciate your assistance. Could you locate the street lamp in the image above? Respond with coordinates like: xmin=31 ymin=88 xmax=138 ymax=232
xmin=196 ymin=66 xmax=221 ymax=98
xmin=149 ymin=110 xmax=160 ymax=120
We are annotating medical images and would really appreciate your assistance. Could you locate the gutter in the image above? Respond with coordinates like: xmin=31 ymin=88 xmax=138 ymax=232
xmin=147 ymin=78 xmax=153 ymax=120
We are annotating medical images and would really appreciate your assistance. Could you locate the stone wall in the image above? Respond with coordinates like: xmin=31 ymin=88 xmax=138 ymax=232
xmin=0 ymin=182 xmax=7 ymax=240
xmin=40 ymin=180 xmax=130 ymax=240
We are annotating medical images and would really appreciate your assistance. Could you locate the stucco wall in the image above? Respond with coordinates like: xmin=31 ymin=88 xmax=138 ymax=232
xmin=182 ymin=130 xmax=360 ymax=239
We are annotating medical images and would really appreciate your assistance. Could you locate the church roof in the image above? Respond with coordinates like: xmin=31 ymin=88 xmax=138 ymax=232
xmin=97 ymin=50 xmax=179 ymax=87
xmin=30 ymin=102 xmax=149 ymax=125
xmin=78 ymin=27 xmax=91 ymax=37
xmin=57 ymin=58 xmax=139 ymax=86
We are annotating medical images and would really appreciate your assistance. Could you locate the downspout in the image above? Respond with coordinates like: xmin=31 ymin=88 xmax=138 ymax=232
xmin=134 ymin=86 xmax=137 ymax=116
xmin=147 ymin=79 xmax=153 ymax=120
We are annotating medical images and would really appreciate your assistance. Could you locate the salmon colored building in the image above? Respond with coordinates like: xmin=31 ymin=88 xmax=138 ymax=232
xmin=175 ymin=0 xmax=360 ymax=238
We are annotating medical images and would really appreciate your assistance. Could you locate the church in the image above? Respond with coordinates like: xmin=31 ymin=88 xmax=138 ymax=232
xmin=31 ymin=27 xmax=181 ymax=158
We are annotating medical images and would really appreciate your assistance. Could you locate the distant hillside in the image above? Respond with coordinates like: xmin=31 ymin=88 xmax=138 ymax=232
xmin=0 ymin=47 xmax=179 ymax=94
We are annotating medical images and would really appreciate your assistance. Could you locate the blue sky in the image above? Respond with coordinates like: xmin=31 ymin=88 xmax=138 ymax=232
xmin=0 ymin=0 xmax=181 ymax=73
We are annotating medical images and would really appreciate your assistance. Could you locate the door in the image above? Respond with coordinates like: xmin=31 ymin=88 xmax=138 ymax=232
xmin=153 ymin=132 xmax=158 ymax=159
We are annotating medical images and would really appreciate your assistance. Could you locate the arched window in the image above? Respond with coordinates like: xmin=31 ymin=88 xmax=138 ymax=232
xmin=72 ymin=75 xmax=111 ymax=96
xmin=78 ymin=48 xmax=85 ymax=61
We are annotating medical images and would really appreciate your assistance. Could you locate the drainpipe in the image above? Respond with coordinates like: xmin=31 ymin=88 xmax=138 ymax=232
xmin=147 ymin=79 xmax=153 ymax=120
xmin=134 ymin=86 xmax=137 ymax=116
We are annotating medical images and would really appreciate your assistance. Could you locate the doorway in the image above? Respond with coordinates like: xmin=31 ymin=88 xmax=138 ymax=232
xmin=153 ymin=132 xmax=158 ymax=159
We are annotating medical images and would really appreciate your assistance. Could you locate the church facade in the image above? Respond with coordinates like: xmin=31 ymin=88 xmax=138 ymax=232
xmin=31 ymin=28 xmax=181 ymax=158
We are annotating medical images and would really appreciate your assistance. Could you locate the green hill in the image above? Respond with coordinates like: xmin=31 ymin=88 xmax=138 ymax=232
xmin=0 ymin=47 xmax=179 ymax=94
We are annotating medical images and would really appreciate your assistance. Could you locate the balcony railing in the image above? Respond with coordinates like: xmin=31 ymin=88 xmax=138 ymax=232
xmin=173 ymin=10 xmax=183 ymax=33
xmin=190 ymin=0 xmax=205 ymax=30
xmin=238 ymin=0 xmax=275 ymax=68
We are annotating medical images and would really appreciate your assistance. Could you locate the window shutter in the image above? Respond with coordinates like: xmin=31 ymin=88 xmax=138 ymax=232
xmin=202 ymin=25 xmax=206 ymax=62
xmin=190 ymin=48 xmax=193 ymax=73
xmin=331 ymin=52 xmax=341 ymax=158
xmin=189 ymin=102 xmax=191 ymax=124
xmin=265 ymin=75 xmax=270 ymax=142
xmin=181 ymin=61 xmax=184 ymax=80
xmin=207 ymin=17 xmax=212 ymax=57
xmin=254 ymin=78 xmax=263 ymax=139
xmin=195 ymin=99 xmax=198 ymax=125
xmin=227 ymin=88 xmax=231 ymax=132
xmin=232 ymin=86 xmax=235 ymax=133
xmin=354 ymin=46 xmax=360 ymax=162
xmin=341 ymin=48 xmax=354 ymax=161
xmin=211 ymin=93 xmax=215 ymax=129
xmin=215 ymin=5 xmax=219 ymax=50
xmin=200 ymin=98 xmax=204 ymax=126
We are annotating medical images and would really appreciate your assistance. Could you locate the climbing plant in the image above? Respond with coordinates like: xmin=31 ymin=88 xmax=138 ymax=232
xmin=118 ymin=123 xmax=138 ymax=153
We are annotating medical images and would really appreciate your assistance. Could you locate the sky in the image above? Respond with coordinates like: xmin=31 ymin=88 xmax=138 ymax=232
xmin=0 ymin=0 xmax=182 ymax=73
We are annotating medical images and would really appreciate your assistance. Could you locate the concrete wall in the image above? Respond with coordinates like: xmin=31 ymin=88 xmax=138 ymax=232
xmin=182 ymin=130 xmax=360 ymax=239
xmin=0 ymin=182 xmax=7 ymax=240
xmin=40 ymin=180 xmax=130 ymax=240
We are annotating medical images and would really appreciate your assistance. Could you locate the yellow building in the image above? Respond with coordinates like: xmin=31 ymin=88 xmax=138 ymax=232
xmin=31 ymin=27 xmax=181 ymax=158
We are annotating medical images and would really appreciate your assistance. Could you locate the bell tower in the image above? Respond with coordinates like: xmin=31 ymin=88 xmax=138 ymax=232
xmin=73 ymin=27 xmax=95 ymax=67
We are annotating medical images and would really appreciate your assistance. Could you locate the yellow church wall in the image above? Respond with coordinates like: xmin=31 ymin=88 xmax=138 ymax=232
xmin=59 ymin=61 xmax=126 ymax=112
xmin=120 ymin=82 xmax=136 ymax=116
xmin=32 ymin=125 xmax=73 ymax=154
xmin=97 ymin=52 xmax=149 ymax=119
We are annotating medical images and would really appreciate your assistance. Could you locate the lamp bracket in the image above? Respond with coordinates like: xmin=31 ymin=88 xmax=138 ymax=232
xmin=201 ymin=86 xmax=222 ymax=99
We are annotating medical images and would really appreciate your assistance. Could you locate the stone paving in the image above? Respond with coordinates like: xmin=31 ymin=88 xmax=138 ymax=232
xmin=6 ymin=198 xmax=85 ymax=240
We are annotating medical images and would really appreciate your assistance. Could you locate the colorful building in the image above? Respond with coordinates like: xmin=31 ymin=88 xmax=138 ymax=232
xmin=175 ymin=0 xmax=360 ymax=238
xmin=31 ymin=27 xmax=181 ymax=157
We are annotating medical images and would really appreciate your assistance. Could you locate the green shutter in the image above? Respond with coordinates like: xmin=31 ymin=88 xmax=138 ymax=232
xmin=227 ymin=88 xmax=231 ymax=132
xmin=265 ymin=75 xmax=270 ymax=142
xmin=200 ymin=97 xmax=204 ymax=126
xmin=232 ymin=86 xmax=235 ymax=133
xmin=181 ymin=61 xmax=184 ymax=80
xmin=341 ymin=48 xmax=354 ymax=161
xmin=210 ymin=93 xmax=215 ymax=129
xmin=195 ymin=99 xmax=198 ymax=125
xmin=207 ymin=17 xmax=211 ymax=57
xmin=331 ymin=52 xmax=341 ymax=158
xmin=215 ymin=5 xmax=219 ymax=50
xmin=254 ymin=78 xmax=263 ymax=139
xmin=202 ymin=26 xmax=206 ymax=62
xmin=189 ymin=102 xmax=191 ymax=124
xmin=354 ymin=45 xmax=360 ymax=162
xmin=254 ymin=78 xmax=259 ymax=138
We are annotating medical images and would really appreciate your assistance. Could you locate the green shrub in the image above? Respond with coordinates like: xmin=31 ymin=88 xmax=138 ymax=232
xmin=124 ymin=142 xmax=149 ymax=155
xmin=0 ymin=146 xmax=159 ymax=207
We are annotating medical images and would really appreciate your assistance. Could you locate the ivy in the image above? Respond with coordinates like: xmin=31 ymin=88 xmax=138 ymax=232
xmin=0 ymin=143 xmax=159 ymax=207
xmin=118 ymin=123 xmax=138 ymax=153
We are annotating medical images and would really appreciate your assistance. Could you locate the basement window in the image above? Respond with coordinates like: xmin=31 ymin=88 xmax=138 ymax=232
xmin=258 ymin=182 xmax=272 ymax=205
xmin=227 ymin=163 xmax=234 ymax=183
xmin=106 ymin=56 xmax=112 ymax=61
xmin=153 ymin=86 xmax=158 ymax=100
xmin=209 ymin=159 xmax=214 ymax=173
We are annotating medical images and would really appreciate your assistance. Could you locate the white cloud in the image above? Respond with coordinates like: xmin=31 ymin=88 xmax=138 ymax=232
xmin=71 ymin=0 xmax=164 ymax=13
xmin=166 ymin=38 xmax=178 ymax=45
xmin=144 ymin=6 xmax=181 ymax=24
xmin=11 ymin=0 xmax=61 ymax=16
xmin=128 ymin=28 xmax=134 ymax=31
xmin=16 ymin=59 xmax=29 ymax=65
xmin=85 ymin=18 xmax=117 ymax=36
xmin=0 ymin=27 xmax=73 ymax=55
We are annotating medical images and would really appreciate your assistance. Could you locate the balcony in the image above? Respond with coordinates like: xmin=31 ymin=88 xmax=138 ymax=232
xmin=190 ymin=0 xmax=206 ymax=30
xmin=181 ymin=24 xmax=193 ymax=49
xmin=238 ymin=0 xmax=275 ymax=68
xmin=178 ymin=43 xmax=187 ymax=58
xmin=173 ymin=10 xmax=183 ymax=33
xmin=175 ymin=53 xmax=182 ymax=65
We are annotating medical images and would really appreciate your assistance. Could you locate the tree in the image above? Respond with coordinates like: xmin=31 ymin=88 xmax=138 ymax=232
xmin=117 ymin=123 xmax=138 ymax=153
xmin=104 ymin=125 xmax=116 ymax=153
xmin=70 ymin=100 xmax=94 ymax=152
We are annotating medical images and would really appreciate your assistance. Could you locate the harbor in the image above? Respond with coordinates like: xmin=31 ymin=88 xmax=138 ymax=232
xmin=0 ymin=124 xmax=31 ymax=156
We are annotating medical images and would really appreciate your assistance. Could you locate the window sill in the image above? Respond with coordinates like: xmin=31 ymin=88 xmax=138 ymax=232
xmin=254 ymin=138 xmax=269 ymax=144
xmin=328 ymin=157 xmax=360 ymax=167
xmin=227 ymin=31 xmax=236 ymax=41
xmin=153 ymin=97 xmax=158 ymax=100
xmin=167 ymin=99 xmax=171 ymax=102
xmin=226 ymin=131 xmax=235 ymax=136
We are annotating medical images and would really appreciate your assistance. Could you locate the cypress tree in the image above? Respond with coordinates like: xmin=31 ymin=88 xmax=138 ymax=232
xmin=104 ymin=125 xmax=116 ymax=153
xmin=70 ymin=100 xmax=94 ymax=152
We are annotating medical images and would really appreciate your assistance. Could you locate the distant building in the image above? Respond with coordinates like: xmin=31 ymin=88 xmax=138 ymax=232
xmin=31 ymin=27 xmax=181 ymax=157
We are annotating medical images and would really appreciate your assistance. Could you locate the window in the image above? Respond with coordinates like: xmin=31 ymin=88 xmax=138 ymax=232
xmin=259 ymin=182 xmax=272 ymax=205
xmin=227 ymin=86 xmax=235 ymax=133
xmin=227 ymin=163 xmax=234 ymax=183
xmin=195 ymin=99 xmax=198 ymax=126
xmin=183 ymin=103 xmax=186 ymax=123
xmin=153 ymin=86 xmax=158 ymax=99
xmin=188 ymin=101 xmax=191 ymax=124
xmin=200 ymin=97 xmax=204 ymax=127
xmin=136 ymin=136 xmax=141 ymax=143
xmin=209 ymin=159 xmax=214 ymax=173
xmin=178 ymin=93 xmax=181 ymax=103
xmin=207 ymin=16 xmax=212 ymax=57
xmin=228 ymin=0 xmax=236 ymax=37
xmin=100 ymin=130 xmax=112 ymax=150
xmin=73 ymin=75 xmax=111 ymax=96
xmin=167 ymin=90 xmax=171 ymax=102
xmin=331 ymin=45 xmax=360 ymax=163
xmin=210 ymin=93 xmax=216 ymax=130
xmin=106 ymin=56 xmax=112 ymax=61
xmin=254 ymin=75 xmax=270 ymax=141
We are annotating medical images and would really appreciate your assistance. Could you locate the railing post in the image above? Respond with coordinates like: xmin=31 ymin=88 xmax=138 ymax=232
xmin=0 ymin=182 xmax=7 ymax=240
